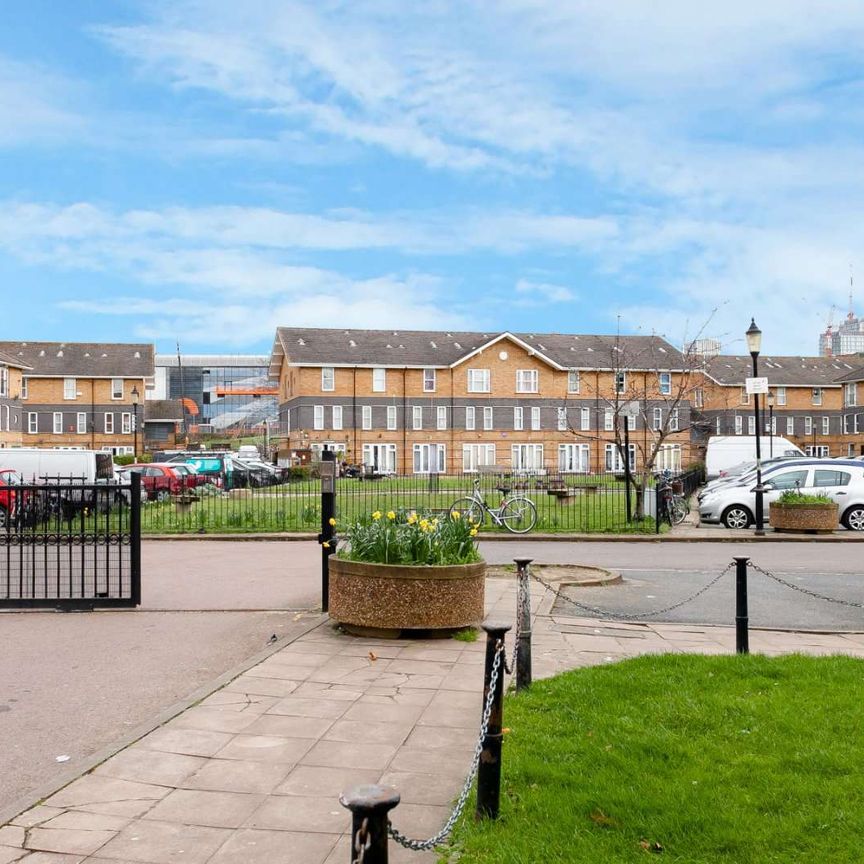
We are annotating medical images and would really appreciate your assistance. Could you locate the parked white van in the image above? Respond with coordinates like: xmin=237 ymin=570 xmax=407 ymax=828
xmin=705 ymin=436 xmax=804 ymax=479
xmin=0 ymin=448 xmax=114 ymax=483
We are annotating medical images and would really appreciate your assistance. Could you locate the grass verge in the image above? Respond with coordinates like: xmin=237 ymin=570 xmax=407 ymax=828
xmin=446 ymin=654 xmax=864 ymax=863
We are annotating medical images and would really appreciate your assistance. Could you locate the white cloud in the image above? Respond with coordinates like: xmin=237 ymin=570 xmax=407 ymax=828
xmin=514 ymin=279 xmax=576 ymax=304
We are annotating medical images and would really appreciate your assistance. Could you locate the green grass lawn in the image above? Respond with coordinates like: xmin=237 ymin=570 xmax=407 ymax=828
xmin=447 ymin=654 xmax=864 ymax=863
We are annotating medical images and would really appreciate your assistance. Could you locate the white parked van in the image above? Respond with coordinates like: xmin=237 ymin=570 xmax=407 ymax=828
xmin=0 ymin=448 xmax=114 ymax=483
xmin=705 ymin=436 xmax=804 ymax=479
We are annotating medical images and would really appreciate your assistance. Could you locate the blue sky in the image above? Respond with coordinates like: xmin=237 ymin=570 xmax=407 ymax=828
xmin=2 ymin=1 xmax=864 ymax=355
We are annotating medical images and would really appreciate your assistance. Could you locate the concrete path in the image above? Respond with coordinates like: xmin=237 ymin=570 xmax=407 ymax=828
xmin=2 ymin=577 xmax=864 ymax=864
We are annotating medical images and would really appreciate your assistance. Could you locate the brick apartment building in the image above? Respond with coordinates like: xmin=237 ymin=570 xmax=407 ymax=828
xmin=269 ymin=328 xmax=695 ymax=474
xmin=0 ymin=342 xmax=154 ymax=455
xmin=0 ymin=349 xmax=29 ymax=448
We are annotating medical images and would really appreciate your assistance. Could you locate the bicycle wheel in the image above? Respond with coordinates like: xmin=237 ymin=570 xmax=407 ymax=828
xmin=449 ymin=497 xmax=485 ymax=527
xmin=669 ymin=497 xmax=689 ymax=525
xmin=499 ymin=497 xmax=537 ymax=533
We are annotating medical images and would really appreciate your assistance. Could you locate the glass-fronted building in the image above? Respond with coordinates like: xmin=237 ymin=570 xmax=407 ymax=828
xmin=149 ymin=355 xmax=278 ymax=432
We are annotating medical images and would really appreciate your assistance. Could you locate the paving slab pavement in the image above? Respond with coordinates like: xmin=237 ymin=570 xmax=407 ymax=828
xmin=3 ymin=576 xmax=864 ymax=864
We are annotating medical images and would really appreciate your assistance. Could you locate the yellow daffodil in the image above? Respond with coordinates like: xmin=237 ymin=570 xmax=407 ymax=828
xmin=432 ymin=518 xmax=439 ymax=526
xmin=372 ymin=511 xmax=382 ymax=520
xmin=419 ymin=519 xmax=429 ymax=530
xmin=322 ymin=541 xmax=331 ymax=548
xmin=328 ymin=517 xmax=336 ymax=526
xmin=387 ymin=510 xmax=396 ymax=520
xmin=451 ymin=510 xmax=461 ymax=520
xmin=470 ymin=528 xmax=478 ymax=537
xmin=407 ymin=512 xmax=418 ymax=524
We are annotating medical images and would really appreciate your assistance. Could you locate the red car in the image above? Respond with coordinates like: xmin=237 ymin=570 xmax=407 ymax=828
xmin=0 ymin=469 xmax=23 ymax=528
xmin=126 ymin=464 xmax=185 ymax=502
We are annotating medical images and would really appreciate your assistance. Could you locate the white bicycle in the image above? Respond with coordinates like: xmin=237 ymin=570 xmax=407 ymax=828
xmin=449 ymin=477 xmax=537 ymax=534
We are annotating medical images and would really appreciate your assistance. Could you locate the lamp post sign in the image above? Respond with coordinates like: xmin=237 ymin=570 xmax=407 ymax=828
xmin=745 ymin=377 xmax=769 ymax=395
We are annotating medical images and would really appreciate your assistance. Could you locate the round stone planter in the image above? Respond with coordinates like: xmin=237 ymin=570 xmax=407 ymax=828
xmin=328 ymin=557 xmax=486 ymax=638
xmin=769 ymin=502 xmax=838 ymax=534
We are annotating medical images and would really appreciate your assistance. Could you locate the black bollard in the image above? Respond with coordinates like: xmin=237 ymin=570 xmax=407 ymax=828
xmin=733 ymin=556 xmax=750 ymax=655
xmin=319 ymin=451 xmax=337 ymax=613
xmin=476 ymin=618 xmax=512 ymax=821
xmin=513 ymin=558 xmax=533 ymax=692
xmin=340 ymin=784 xmax=401 ymax=863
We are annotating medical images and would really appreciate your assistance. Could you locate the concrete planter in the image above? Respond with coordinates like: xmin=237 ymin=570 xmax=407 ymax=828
xmin=769 ymin=502 xmax=838 ymax=534
xmin=329 ymin=557 xmax=486 ymax=638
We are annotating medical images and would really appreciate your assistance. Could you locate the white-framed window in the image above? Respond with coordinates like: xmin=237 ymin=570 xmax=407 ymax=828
xmin=104 ymin=412 xmax=114 ymax=434
xmin=21 ymin=378 xmax=28 ymax=399
xmin=805 ymin=445 xmax=830 ymax=458
xmin=747 ymin=416 xmax=755 ymax=435
xmin=483 ymin=407 xmax=493 ymax=430
xmin=111 ymin=378 xmax=124 ymax=400
xmin=463 ymin=443 xmax=496 ymax=472
xmin=627 ymin=413 xmax=636 ymax=431
xmin=812 ymin=388 xmax=823 ymax=406
xmin=776 ymin=386 xmax=787 ymax=406
xmin=786 ymin=416 xmax=794 ymax=435
xmin=604 ymin=409 xmax=614 ymax=431
xmin=804 ymin=416 xmax=813 ymax=435
xmin=844 ymin=383 xmax=857 ymax=408
xmin=735 ymin=415 xmax=743 ymax=435
xmin=856 ymin=414 xmax=861 ymax=434
xmin=28 ymin=412 xmax=37 ymax=434
xmin=413 ymin=443 xmax=445 ymax=474
xmin=437 ymin=406 xmax=447 ymax=430
xmin=580 ymin=407 xmax=590 ymax=431
xmin=63 ymin=378 xmax=76 ymax=400
xmin=715 ymin=416 xmax=721 ymax=434
xmin=652 ymin=407 xmax=662 ymax=431
xmin=387 ymin=406 xmax=397 ymax=431
xmin=0 ymin=366 xmax=7 ymax=397
xmin=423 ymin=369 xmax=436 ymax=392
xmin=332 ymin=406 xmax=343 ymax=431
xmin=740 ymin=388 xmax=751 ymax=405
xmin=53 ymin=412 xmax=63 ymax=434
xmin=467 ymin=369 xmax=491 ymax=393
xmin=313 ymin=405 xmax=325 ymax=430
xmin=372 ymin=368 xmax=386 ymax=392
xmin=465 ymin=406 xmax=476 ymax=431
xmin=321 ymin=367 xmax=335 ymax=392
xmin=614 ymin=371 xmax=626 ymax=394
xmin=659 ymin=372 xmax=671 ymax=395
xmin=531 ymin=406 xmax=541 ymax=430
xmin=568 ymin=370 xmax=580 ymax=394
xmin=693 ymin=388 xmax=703 ymax=408
xmin=76 ymin=412 xmax=87 ymax=434
xmin=655 ymin=444 xmax=682 ymax=472
xmin=558 ymin=443 xmax=589 ymax=473
xmin=557 ymin=407 xmax=568 ymax=431
xmin=413 ymin=406 xmax=423 ymax=430
xmin=669 ymin=408 xmax=679 ymax=432
xmin=769 ymin=417 xmax=776 ymax=434
xmin=513 ymin=407 xmax=523 ymax=431
xmin=362 ymin=405 xmax=372 ymax=430
xmin=363 ymin=443 xmax=397 ymax=474
xmin=822 ymin=416 xmax=830 ymax=435
xmin=604 ymin=443 xmax=635 ymax=472
xmin=516 ymin=369 xmax=538 ymax=393
xmin=121 ymin=412 xmax=132 ymax=434
xmin=511 ymin=443 xmax=544 ymax=472
xmin=844 ymin=414 xmax=849 ymax=434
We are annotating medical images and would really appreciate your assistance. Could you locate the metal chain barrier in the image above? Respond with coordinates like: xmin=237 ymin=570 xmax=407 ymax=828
xmin=387 ymin=639 xmax=505 ymax=851
xmin=505 ymin=576 xmax=529 ymax=675
xmin=749 ymin=561 xmax=864 ymax=609
xmin=351 ymin=816 xmax=369 ymax=864
xmin=529 ymin=563 xmax=733 ymax=621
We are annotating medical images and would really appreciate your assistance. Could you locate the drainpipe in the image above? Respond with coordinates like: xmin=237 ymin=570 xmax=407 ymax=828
xmin=352 ymin=366 xmax=357 ymax=464
xmin=403 ymin=367 xmax=408 ymax=474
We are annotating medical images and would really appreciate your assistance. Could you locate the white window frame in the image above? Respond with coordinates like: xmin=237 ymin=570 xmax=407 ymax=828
xmin=332 ymin=405 xmax=343 ymax=431
xmin=822 ymin=416 xmax=830 ymax=436
xmin=844 ymin=383 xmax=857 ymax=408
xmin=413 ymin=406 xmax=423 ymax=430
xmin=716 ymin=416 xmax=721 ymax=434
xmin=516 ymin=369 xmax=538 ymax=393
xmin=776 ymin=386 xmax=787 ymax=406
xmin=669 ymin=408 xmax=679 ymax=432
xmin=513 ymin=407 xmax=523 ymax=431
xmin=63 ymin=378 xmax=76 ymax=400
xmin=735 ymin=415 xmax=743 ymax=435
xmin=568 ymin=370 xmax=580 ymax=394
xmin=531 ymin=406 xmax=541 ymax=431
xmin=627 ymin=413 xmax=636 ymax=431
xmin=76 ymin=412 xmax=87 ymax=434
xmin=786 ymin=416 xmax=794 ymax=435
xmin=557 ymin=407 xmax=568 ymax=431
xmin=104 ymin=412 xmax=114 ymax=434
xmin=693 ymin=388 xmax=703 ymax=409
xmin=483 ymin=407 xmax=493 ymax=430
xmin=614 ymin=371 xmax=626 ymax=394
xmin=812 ymin=388 xmax=823 ymax=406
xmin=604 ymin=409 xmax=614 ymax=432
xmin=313 ymin=405 xmax=325 ymax=431
xmin=362 ymin=405 xmax=372 ymax=431
xmin=804 ymin=416 xmax=813 ymax=435
xmin=462 ymin=443 xmax=496 ymax=472
xmin=558 ymin=443 xmax=589 ymax=473
xmin=321 ymin=367 xmax=335 ymax=392
xmin=655 ymin=444 xmax=682 ymax=473
xmin=511 ymin=443 xmax=544 ymax=472
xmin=53 ymin=412 xmax=63 ymax=434
xmin=386 ymin=405 xmax=397 ymax=431
xmin=652 ymin=407 xmax=662 ymax=431
xmin=21 ymin=378 xmax=28 ymax=399
xmin=467 ymin=369 xmax=491 ymax=393
xmin=659 ymin=372 xmax=672 ymax=395
xmin=423 ymin=369 xmax=436 ymax=392
xmin=857 ymin=414 xmax=861 ymax=435
xmin=604 ymin=443 xmax=635 ymax=472
xmin=28 ymin=412 xmax=37 ymax=434
xmin=465 ymin=406 xmax=476 ymax=431
xmin=413 ymin=443 xmax=446 ymax=474
xmin=121 ymin=412 xmax=131 ymax=434
xmin=844 ymin=414 xmax=849 ymax=434
xmin=747 ymin=415 xmax=755 ymax=435
xmin=0 ymin=366 xmax=6 ymax=398
xmin=580 ymin=407 xmax=590 ymax=431
xmin=437 ymin=406 xmax=447 ymax=430
xmin=111 ymin=378 xmax=124 ymax=400
xmin=372 ymin=368 xmax=386 ymax=393
xmin=362 ymin=443 xmax=397 ymax=474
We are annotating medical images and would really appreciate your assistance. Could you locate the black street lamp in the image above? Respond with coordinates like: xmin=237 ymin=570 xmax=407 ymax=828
xmin=131 ymin=385 xmax=139 ymax=460
xmin=745 ymin=319 xmax=764 ymax=535
xmin=766 ymin=391 xmax=774 ymax=458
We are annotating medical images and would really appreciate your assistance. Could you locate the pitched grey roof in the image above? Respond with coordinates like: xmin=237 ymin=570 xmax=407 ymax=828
xmin=0 ymin=349 xmax=30 ymax=369
xmin=144 ymin=399 xmax=184 ymax=422
xmin=704 ymin=355 xmax=857 ymax=387
xmin=0 ymin=341 xmax=154 ymax=378
xmin=832 ymin=364 xmax=864 ymax=384
xmin=270 ymin=328 xmax=686 ymax=374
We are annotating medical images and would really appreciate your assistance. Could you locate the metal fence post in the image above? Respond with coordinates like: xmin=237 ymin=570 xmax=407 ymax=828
xmin=340 ymin=784 xmax=400 ymax=863
xmin=513 ymin=558 xmax=533 ymax=691
xmin=476 ymin=618 xmax=511 ymax=821
xmin=130 ymin=471 xmax=142 ymax=608
xmin=733 ymin=556 xmax=749 ymax=654
xmin=319 ymin=452 xmax=337 ymax=613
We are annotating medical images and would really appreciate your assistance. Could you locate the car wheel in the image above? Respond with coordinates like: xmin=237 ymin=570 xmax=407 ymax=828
xmin=842 ymin=506 xmax=864 ymax=531
xmin=721 ymin=505 xmax=753 ymax=529
xmin=156 ymin=490 xmax=170 ymax=503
